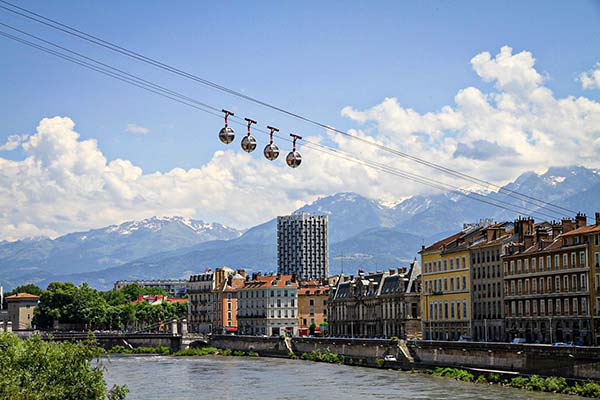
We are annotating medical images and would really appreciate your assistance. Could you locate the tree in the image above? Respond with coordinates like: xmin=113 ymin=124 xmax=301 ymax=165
xmin=0 ymin=332 xmax=128 ymax=400
xmin=309 ymin=322 xmax=316 ymax=336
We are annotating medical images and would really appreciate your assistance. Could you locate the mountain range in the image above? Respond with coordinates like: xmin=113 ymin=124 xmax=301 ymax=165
xmin=1 ymin=165 xmax=599 ymax=290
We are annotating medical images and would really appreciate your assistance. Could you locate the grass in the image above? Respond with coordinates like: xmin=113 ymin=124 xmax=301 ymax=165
xmin=423 ymin=367 xmax=600 ymax=398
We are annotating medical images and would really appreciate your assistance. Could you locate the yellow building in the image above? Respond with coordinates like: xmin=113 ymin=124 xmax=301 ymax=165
xmin=421 ymin=227 xmax=483 ymax=340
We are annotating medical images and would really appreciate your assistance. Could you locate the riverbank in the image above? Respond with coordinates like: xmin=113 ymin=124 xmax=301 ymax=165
xmin=208 ymin=335 xmax=600 ymax=381
xmin=106 ymin=343 xmax=600 ymax=398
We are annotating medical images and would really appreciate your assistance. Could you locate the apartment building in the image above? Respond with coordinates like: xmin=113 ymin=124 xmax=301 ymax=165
xmin=421 ymin=224 xmax=487 ymax=340
xmin=277 ymin=213 xmax=329 ymax=281
xmin=298 ymin=286 xmax=329 ymax=335
xmin=504 ymin=214 xmax=597 ymax=345
xmin=187 ymin=267 xmax=234 ymax=333
xmin=212 ymin=271 xmax=247 ymax=334
xmin=470 ymin=222 xmax=513 ymax=342
xmin=237 ymin=273 xmax=299 ymax=336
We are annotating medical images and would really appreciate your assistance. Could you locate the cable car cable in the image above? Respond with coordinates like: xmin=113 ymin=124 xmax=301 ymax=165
xmin=0 ymin=0 xmax=580 ymax=219
xmin=0 ymin=26 xmax=571 ymax=222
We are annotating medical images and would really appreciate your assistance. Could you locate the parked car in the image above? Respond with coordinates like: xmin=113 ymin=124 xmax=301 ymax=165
xmin=384 ymin=355 xmax=397 ymax=362
xmin=512 ymin=338 xmax=527 ymax=344
xmin=458 ymin=335 xmax=473 ymax=342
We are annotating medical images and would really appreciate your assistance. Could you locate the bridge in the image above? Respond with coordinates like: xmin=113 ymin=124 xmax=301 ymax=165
xmin=12 ymin=319 xmax=208 ymax=352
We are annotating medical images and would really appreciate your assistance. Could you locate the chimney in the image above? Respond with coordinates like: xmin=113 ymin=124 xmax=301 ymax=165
xmin=523 ymin=232 xmax=535 ymax=250
xmin=421 ymin=244 xmax=425 ymax=251
xmin=551 ymin=223 xmax=562 ymax=239
xmin=358 ymin=269 xmax=364 ymax=277
xmin=536 ymin=227 xmax=549 ymax=243
xmin=562 ymin=218 xmax=575 ymax=234
xmin=291 ymin=272 xmax=298 ymax=283
xmin=576 ymin=213 xmax=587 ymax=228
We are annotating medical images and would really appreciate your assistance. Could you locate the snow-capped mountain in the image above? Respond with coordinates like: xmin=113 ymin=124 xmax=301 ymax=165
xmin=2 ymin=165 xmax=600 ymax=290
xmin=0 ymin=216 xmax=242 ymax=288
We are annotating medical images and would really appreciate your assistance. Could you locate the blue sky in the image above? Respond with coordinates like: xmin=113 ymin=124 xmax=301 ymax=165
xmin=0 ymin=0 xmax=600 ymax=239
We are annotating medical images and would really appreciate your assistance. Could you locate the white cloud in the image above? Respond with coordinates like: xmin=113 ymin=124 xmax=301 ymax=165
xmin=580 ymin=62 xmax=600 ymax=90
xmin=2 ymin=46 xmax=600 ymax=240
xmin=125 ymin=123 xmax=150 ymax=134
xmin=0 ymin=134 xmax=28 ymax=151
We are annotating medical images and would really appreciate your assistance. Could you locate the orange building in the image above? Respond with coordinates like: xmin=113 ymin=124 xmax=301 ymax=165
xmin=298 ymin=286 xmax=329 ymax=335
xmin=212 ymin=272 xmax=246 ymax=334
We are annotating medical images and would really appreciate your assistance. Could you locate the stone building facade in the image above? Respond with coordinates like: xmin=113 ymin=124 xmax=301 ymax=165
xmin=328 ymin=263 xmax=421 ymax=339
xmin=277 ymin=213 xmax=329 ymax=281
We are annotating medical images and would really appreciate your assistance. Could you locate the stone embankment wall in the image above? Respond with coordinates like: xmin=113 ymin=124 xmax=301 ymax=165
xmin=209 ymin=336 xmax=600 ymax=381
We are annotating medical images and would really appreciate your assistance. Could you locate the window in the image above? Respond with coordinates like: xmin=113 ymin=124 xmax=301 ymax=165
xmin=555 ymin=276 xmax=561 ymax=292
xmin=462 ymin=276 xmax=467 ymax=290
xmin=532 ymin=258 xmax=537 ymax=272
xmin=444 ymin=278 xmax=448 ymax=291
xmin=563 ymin=254 xmax=568 ymax=269
xmin=510 ymin=281 xmax=515 ymax=295
xmin=539 ymin=257 xmax=544 ymax=271
xmin=596 ymin=253 xmax=600 ymax=268
xmin=581 ymin=274 xmax=587 ymax=290
xmin=510 ymin=261 xmax=515 ymax=274
xmin=450 ymin=259 xmax=454 ymax=270
xmin=540 ymin=299 xmax=545 ymax=315
xmin=444 ymin=260 xmax=447 ymax=271
xmin=532 ymin=279 xmax=537 ymax=294
xmin=572 ymin=275 xmax=578 ymax=291
xmin=580 ymin=251 xmax=586 ymax=267
xmin=555 ymin=255 xmax=560 ymax=270
xmin=450 ymin=278 xmax=454 ymax=292
xmin=462 ymin=257 xmax=466 ymax=268
xmin=525 ymin=259 xmax=529 ymax=273
xmin=518 ymin=280 xmax=523 ymax=295
xmin=563 ymin=275 xmax=569 ymax=292
xmin=564 ymin=298 xmax=569 ymax=315
xmin=463 ymin=300 xmax=467 ymax=319
xmin=309 ymin=299 xmax=314 ymax=306
xmin=556 ymin=299 xmax=561 ymax=314
xmin=582 ymin=298 xmax=588 ymax=315
xmin=444 ymin=302 xmax=449 ymax=319
xmin=451 ymin=302 xmax=455 ymax=319
xmin=547 ymin=277 xmax=552 ymax=292
xmin=571 ymin=253 xmax=576 ymax=268
xmin=548 ymin=299 xmax=553 ymax=315
xmin=517 ymin=260 xmax=522 ymax=273
xmin=518 ymin=301 xmax=523 ymax=316
xmin=573 ymin=298 xmax=578 ymax=315
xmin=533 ymin=300 xmax=538 ymax=315
xmin=511 ymin=301 xmax=516 ymax=316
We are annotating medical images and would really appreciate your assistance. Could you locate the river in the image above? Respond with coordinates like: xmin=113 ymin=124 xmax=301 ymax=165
xmin=103 ymin=355 xmax=579 ymax=400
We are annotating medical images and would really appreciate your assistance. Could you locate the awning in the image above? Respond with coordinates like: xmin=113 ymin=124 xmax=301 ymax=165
xmin=226 ymin=327 xmax=238 ymax=332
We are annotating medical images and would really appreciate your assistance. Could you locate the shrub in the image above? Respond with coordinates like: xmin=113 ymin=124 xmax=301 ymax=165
xmin=475 ymin=375 xmax=487 ymax=384
xmin=574 ymin=382 xmax=600 ymax=398
xmin=246 ymin=351 xmax=259 ymax=357
xmin=376 ymin=358 xmax=385 ymax=368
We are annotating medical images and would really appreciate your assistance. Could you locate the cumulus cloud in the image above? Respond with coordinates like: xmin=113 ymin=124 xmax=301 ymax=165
xmin=342 ymin=45 xmax=600 ymax=184
xmin=580 ymin=62 xmax=600 ymax=90
xmin=2 ymin=45 xmax=600 ymax=240
xmin=0 ymin=134 xmax=28 ymax=151
xmin=125 ymin=123 xmax=150 ymax=134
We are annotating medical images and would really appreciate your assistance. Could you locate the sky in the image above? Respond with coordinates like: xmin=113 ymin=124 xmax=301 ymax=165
xmin=0 ymin=0 xmax=600 ymax=240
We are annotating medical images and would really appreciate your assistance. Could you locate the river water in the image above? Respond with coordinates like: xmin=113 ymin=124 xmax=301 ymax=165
xmin=103 ymin=355 xmax=578 ymax=400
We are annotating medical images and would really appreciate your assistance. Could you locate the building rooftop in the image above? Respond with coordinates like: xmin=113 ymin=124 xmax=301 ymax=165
xmin=242 ymin=274 xmax=299 ymax=289
xmin=6 ymin=293 xmax=40 ymax=300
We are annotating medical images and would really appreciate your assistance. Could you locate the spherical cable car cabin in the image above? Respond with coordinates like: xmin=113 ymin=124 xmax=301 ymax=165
xmin=218 ymin=109 xmax=235 ymax=144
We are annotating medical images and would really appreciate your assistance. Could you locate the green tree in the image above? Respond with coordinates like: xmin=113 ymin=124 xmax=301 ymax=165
xmin=0 ymin=332 xmax=128 ymax=400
